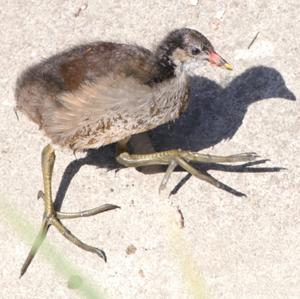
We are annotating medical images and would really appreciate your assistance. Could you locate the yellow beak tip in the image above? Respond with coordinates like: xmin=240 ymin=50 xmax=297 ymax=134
xmin=224 ymin=63 xmax=233 ymax=71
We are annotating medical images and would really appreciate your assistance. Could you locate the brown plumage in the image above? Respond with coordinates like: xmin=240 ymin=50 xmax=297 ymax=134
xmin=16 ymin=28 xmax=236 ymax=277
xmin=15 ymin=28 xmax=229 ymax=151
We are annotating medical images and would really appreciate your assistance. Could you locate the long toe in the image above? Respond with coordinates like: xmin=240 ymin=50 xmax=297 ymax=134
xmin=50 ymin=217 xmax=109 ymax=262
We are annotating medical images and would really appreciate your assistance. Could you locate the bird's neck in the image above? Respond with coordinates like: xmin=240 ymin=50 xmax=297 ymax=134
xmin=147 ymin=52 xmax=186 ymax=85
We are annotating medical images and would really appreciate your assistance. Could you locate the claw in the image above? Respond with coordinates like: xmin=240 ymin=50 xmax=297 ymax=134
xmin=225 ymin=152 xmax=260 ymax=163
xmin=95 ymin=248 xmax=107 ymax=262
xmin=242 ymin=152 xmax=260 ymax=160
xmin=37 ymin=190 xmax=44 ymax=200
xmin=114 ymin=168 xmax=121 ymax=175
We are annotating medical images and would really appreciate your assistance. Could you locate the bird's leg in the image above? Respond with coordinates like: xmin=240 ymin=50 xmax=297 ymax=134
xmin=116 ymin=136 xmax=131 ymax=156
xmin=20 ymin=144 xmax=119 ymax=277
xmin=116 ymin=149 xmax=259 ymax=194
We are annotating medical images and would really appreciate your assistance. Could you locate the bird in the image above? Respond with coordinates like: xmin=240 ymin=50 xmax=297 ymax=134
xmin=15 ymin=27 xmax=260 ymax=277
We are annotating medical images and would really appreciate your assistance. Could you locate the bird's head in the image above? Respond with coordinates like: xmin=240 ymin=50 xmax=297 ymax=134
xmin=156 ymin=28 xmax=232 ymax=75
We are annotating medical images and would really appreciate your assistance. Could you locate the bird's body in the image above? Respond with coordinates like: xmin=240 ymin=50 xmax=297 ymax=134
xmin=15 ymin=41 xmax=190 ymax=151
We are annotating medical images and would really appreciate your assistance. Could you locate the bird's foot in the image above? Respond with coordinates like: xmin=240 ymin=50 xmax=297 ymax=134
xmin=116 ymin=150 xmax=262 ymax=196
xmin=21 ymin=191 xmax=119 ymax=278
xmin=20 ymin=144 xmax=119 ymax=278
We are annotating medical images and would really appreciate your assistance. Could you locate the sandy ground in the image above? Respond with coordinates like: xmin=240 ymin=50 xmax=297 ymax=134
xmin=0 ymin=1 xmax=299 ymax=298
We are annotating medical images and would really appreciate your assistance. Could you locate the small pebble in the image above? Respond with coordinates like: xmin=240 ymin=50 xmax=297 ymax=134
xmin=138 ymin=269 xmax=145 ymax=278
xmin=126 ymin=244 xmax=137 ymax=255
xmin=74 ymin=3 xmax=88 ymax=17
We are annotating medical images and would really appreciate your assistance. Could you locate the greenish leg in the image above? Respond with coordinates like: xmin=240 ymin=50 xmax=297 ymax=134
xmin=20 ymin=144 xmax=119 ymax=278
xmin=56 ymin=204 xmax=118 ymax=220
xmin=159 ymin=160 xmax=177 ymax=193
xmin=116 ymin=149 xmax=259 ymax=193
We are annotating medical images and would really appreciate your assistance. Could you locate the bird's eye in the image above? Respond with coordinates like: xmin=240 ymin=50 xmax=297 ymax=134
xmin=191 ymin=47 xmax=201 ymax=55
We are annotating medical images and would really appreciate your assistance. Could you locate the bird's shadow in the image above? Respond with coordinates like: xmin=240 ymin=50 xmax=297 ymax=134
xmin=54 ymin=66 xmax=296 ymax=210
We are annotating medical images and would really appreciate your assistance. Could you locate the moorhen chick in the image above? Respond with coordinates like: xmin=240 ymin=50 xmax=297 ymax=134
xmin=15 ymin=28 xmax=257 ymax=276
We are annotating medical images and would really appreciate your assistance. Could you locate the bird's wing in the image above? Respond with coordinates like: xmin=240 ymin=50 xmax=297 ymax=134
xmin=54 ymin=42 xmax=157 ymax=91
xmin=43 ymin=73 xmax=156 ymax=148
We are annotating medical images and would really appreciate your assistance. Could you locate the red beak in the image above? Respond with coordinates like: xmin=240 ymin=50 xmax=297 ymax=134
xmin=209 ymin=51 xmax=233 ymax=70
